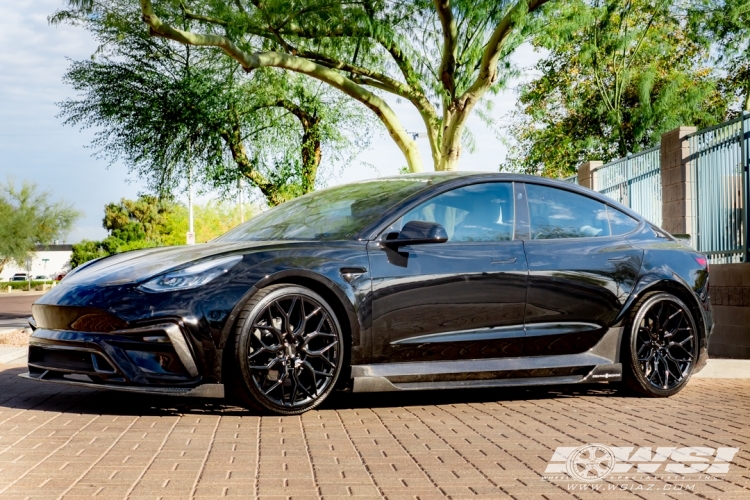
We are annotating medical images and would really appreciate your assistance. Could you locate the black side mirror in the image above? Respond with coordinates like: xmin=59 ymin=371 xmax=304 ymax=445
xmin=385 ymin=220 xmax=449 ymax=247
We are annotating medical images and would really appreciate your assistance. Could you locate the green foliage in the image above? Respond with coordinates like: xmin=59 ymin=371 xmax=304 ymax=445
xmin=162 ymin=200 xmax=249 ymax=246
xmin=0 ymin=281 xmax=55 ymax=291
xmin=688 ymin=0 xmax=750 ymax=111
xmin=70 ymin=195 xmax=249 ymax=267
xmin=54 ymin=0 xmax=371 ymax=205
xmin=504 ymin=0 xmax=729 ymax=178
xmin=0 ymin=179 xmax=81 ymax=273
xmin=60 ymin=0 xmax=550 ymax=171
xmin=69 ymin=240 xmax=109 ymax=269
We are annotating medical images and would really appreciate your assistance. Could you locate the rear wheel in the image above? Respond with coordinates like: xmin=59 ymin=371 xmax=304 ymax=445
xmin=622 ymin=292 xmax=698 ymax=397
xmin=227 ymin=284 xmax=344 ymax=415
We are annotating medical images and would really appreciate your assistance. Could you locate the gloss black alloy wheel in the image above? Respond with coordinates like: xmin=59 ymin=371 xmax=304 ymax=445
xmin=623 ymin=292 xmax=697 ymax=397
xmin=228 ymin=284 xmax=344 ymax=415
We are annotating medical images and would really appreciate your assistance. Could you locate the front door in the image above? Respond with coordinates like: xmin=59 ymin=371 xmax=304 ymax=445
xmin=368 ymin=182 xmax=528 ymax=363
xmin=520 ymin=182 xmax=644 ymax=356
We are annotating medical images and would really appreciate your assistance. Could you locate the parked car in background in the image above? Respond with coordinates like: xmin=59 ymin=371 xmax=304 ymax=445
xmin=34 ymin=275 xmax=51 ymax=281
xmin=24 ymin=173 xmax=712 ymax=415
xmin=54 ymin=272 xmax=67 ymax=281
xmin=11 ymin=273 xmax=29 ymax=282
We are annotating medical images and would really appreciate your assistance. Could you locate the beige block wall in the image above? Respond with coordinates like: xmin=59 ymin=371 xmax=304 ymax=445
xmin=709 ymin=263 xmax=750 ymax=359
xmin=660 ymin=126 xmax=696 ymax=236
xmin=576 ymin=161 xmax=601 ymax=190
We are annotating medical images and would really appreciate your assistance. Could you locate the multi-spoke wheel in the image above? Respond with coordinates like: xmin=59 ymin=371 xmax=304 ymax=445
xmin=227 ymin=284 xmax=344 ymax=414
xmin=623 ymin=292 xmax=698 ymax=397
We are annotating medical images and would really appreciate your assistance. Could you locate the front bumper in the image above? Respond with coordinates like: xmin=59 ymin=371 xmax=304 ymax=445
xmin=23 ymin=322 xmax=223 ymax=398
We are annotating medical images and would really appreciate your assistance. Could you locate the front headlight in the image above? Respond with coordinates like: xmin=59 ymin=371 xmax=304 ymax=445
xmin=139 ymin=255 xmax=243 ymax=292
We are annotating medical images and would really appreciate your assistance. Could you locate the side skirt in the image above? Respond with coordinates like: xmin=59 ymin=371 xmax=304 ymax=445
xmin=351 ymin=326 xmax=624 ymax=393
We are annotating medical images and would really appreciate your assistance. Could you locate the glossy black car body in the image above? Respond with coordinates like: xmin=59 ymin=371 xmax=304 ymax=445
xmin=23 ymin=173 xmax=712 ymax=404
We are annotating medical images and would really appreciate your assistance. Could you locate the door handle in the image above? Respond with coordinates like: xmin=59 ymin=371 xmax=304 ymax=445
xmin=491 ymin=257 xmax=517 ymax=265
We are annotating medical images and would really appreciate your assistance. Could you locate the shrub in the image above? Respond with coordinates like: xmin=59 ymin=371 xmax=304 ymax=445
xmin=0 ymin=281 xmax=57 ymax=291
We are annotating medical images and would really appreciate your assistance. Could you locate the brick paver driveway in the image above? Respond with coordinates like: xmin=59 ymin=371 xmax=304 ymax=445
xmin=0 ymin=362 xmax=748 ymax=500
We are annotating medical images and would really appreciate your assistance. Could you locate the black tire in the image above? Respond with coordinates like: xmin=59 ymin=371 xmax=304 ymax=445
xmin=622 ymin=292 xmax=698 ymax=397
xmin=226 ymin=284 xmax=345 ymax=415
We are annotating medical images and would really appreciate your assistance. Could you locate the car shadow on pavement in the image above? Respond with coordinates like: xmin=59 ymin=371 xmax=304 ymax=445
xmin=1 ymin=365 xmax=624 ymax=417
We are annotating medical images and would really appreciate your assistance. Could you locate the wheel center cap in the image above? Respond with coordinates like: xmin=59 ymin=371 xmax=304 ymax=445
xmin=284 ymin=343 xmax=297 ymax=357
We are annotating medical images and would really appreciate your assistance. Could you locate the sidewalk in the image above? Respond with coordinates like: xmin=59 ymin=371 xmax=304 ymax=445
xmin=0 ymin=290 xmax=46 ymax=297
xmin=694 ymin=358 xmax=750 ymax=378
xmin=0 ymin=318 xmax=30 ymax=331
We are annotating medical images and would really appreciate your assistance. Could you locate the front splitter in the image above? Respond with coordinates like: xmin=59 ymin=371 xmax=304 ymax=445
xmin=19 ymin=372 xmax=224 ymax=398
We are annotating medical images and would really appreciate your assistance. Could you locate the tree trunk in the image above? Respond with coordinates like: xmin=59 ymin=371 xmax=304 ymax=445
xmin=300 ymin=124 xmax=321 ymax=193
xmin=220 ymin=126 xmax=287 ymax=206
xmin=274 ymin=100 xmax=321 ymax=193
xmin=437 ymin=101 xmax=474 ymax=171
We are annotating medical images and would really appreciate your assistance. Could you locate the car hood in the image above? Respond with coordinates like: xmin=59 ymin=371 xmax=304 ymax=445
xmin=62 ymin=241 xmax=279 ymax=287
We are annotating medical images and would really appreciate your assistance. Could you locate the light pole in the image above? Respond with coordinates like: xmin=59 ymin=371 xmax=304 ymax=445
xmin=42 ymin=258 xmax=49 ymax=288
xmin=186 ymin=158 xmax=195 ymax=246
xmin=24 ymin=257 xmax=32 ymax=292
xmin=238 ymin=177 xmax=244 ymax=223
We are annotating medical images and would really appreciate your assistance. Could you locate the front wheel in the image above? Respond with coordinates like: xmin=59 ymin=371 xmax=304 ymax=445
xmin=622 ymin=292 xmax=698 ymax=397
xmin=227 ymin=284 xmax=345 ymax=415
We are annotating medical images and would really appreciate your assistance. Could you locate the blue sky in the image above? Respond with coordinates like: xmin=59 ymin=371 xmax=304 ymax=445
xmin=0 ymin=1 xmax=539 ymax=243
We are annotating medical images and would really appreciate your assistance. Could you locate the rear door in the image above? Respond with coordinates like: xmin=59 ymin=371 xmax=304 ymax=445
xmin=368 ymin=182 xmax=528 ymax=363
xmin=520 ymin=183 xmax=643 ymax=356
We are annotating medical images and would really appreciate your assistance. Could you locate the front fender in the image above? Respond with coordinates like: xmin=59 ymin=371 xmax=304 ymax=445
xmin=216 ymin=268 xmax=362 ymax=352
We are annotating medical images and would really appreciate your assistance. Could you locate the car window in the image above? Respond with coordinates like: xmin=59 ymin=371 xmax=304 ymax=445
xmin=389 ymin=183 xmax=515 ymax=242
xmin=215 ymin=177 xmax=434 ymax=241
xmin=607 ymin=206 xmax=640 ymax=235
xmin=526 ymin=184 xmax=610 ymax=239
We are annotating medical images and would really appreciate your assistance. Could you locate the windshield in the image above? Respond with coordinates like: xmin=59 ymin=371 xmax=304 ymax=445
xmin=215 ymin=177 xmax=438 ymax=242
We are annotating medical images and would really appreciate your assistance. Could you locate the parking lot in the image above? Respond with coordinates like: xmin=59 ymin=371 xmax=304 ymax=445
xmin=0 ymin=360 xmax=748 ymax=500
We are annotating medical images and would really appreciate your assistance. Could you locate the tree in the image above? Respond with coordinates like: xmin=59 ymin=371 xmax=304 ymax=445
xmin=120 ymin=0 xmax=550 ymax=172
xmin=504 ymin=0 xmax=728 ymax=178
xmin=689 ymin=0 xmax=750 ymax=111
xmin=70 ymin=195 xmax=249 ymax=267
xmin=162 ymin=199 xmax=249 ymax=244
xmin=55 ymin=0 xmax=371 ymax=206
xmin=0 ymin=180 xmax=81 ymax=273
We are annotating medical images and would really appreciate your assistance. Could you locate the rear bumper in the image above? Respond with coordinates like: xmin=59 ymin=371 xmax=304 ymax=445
xmin=26 ymin=322 xmax=210 ymax=392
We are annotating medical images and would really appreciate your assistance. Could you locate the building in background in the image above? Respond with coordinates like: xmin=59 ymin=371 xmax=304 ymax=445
xmin=0 ymin=245 xmax=73 ymax=281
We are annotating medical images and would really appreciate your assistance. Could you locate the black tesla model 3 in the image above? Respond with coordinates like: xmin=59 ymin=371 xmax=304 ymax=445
xmin=24 ymin=173 xmax=712 ymax=414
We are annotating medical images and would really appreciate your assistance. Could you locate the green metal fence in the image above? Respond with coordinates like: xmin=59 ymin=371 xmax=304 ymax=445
xmin=591 ymin=146 xmax=662 ymax=226
xmin=688 ymin=112 xmax=750 ymax=263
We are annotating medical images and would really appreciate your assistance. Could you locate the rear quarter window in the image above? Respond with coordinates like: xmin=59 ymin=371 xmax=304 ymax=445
xmin=526 ymin=184 xmax=610 ymax=239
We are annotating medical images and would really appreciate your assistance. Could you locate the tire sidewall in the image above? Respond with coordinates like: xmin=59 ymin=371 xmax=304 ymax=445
xmin=627 ymin=292 xmax=698 ymax=397
xmin=234 ymin=285 xmax=345 ymax=414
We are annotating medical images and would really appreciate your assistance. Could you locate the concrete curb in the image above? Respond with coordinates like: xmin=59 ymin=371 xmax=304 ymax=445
xmin=693 ymin=359 xmax=750 ymax=379
xmin=0 ymin=347 xmax=28 ymax=364
xmin=0 ymin=291 xmax=47 ymax=297
xmin=0 ymin=327 xmax=29 ymax=336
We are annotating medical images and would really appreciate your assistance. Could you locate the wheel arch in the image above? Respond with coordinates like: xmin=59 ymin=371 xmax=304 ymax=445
xmin=617 ymin=275 xmax=708 ymax=359
xmin=217 ymin=270 xmax=359 ymax=382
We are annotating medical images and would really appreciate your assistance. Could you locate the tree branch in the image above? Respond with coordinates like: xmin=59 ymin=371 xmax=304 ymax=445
xmin=434 ymin=0 xmax=458 ymax=99
xmin=180 ymin=2 xmax=227 ymax=27
xmin=140 ymin=0 xmax=424 ymax=172
xmin=464 ymin=0 xmax=549 ymax=99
